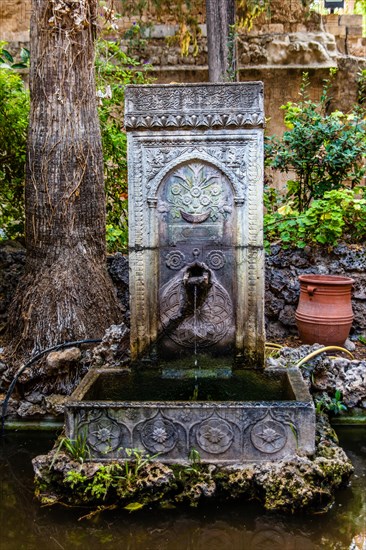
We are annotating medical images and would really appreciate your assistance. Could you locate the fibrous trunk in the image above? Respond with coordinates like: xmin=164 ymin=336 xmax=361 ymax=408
xmin=6 ymin=0 xmax=122 ymax=361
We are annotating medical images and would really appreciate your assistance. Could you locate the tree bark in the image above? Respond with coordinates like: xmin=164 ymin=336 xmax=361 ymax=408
xmin=5 ymin=0 xmax=122 ymax=361
xmin=206 ymin=0 xmax=237 ymax=82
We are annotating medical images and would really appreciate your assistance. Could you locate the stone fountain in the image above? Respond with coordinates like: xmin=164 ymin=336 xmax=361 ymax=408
xmin=65 ymin=83 xmax=315 ymax=464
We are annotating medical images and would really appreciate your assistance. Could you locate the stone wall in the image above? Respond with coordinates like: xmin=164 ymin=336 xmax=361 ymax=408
xmin=265 ymin=244 xmax=366 ymax=341
xmin=1 ymin=243 xmax=365 ymax=344
xmin=0 ymin=0 xmax=31 ymax=42
xmin=1 ymin=1 xmax=365 ymax=142
xmin=324 ymin=13 xmax=366 ymax=58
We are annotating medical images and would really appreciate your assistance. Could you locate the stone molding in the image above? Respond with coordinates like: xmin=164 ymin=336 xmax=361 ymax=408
xmin=125 ymin=83 xmax=265 ymax=130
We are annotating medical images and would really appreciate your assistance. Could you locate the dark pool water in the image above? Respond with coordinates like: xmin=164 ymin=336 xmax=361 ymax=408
xmin=0 ymin=427 xmax=365 ymax=550
xmin=82 ymin=369 xmax=291 ymax=402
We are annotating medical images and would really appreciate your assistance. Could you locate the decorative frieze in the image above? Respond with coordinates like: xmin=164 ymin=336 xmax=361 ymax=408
xmin=125 ymin=83 xmax=265 ymax=130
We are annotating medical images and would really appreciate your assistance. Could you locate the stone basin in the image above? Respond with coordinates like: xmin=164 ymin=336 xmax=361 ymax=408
xmin=65 ymin=367 xmax=315 ymax=464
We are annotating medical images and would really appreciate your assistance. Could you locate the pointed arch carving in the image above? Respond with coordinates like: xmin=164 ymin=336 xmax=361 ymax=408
xmin=147 ymin=150 xmax=245 ymax=205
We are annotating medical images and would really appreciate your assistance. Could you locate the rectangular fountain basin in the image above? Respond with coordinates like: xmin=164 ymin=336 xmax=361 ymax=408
xmin=65 ymin=367 xmax=315 ymax=464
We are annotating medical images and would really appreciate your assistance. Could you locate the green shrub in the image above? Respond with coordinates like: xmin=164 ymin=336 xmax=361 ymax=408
xmin=96 ymin=39 xmax=151 ymax=252
xmin=0 ymin=40 xmax=151 ymax=249
xmin=0 ymin=49 xmax=29 ymax=240
xmin=264 ymin=187 xmax=366 ymax=249
xmin=265 ymin=71 xmax=366 ymax=213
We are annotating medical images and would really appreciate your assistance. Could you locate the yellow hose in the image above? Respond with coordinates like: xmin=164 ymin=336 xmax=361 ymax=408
xmin=295 ymin=346 xmax=354 ymax=369
xmin=265 ymin=343 xmax=283 ymax=349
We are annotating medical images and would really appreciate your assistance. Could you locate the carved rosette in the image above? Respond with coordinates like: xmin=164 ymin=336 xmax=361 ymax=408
xmin=165 ymin=250 xmax=186 ymax=270
xmin=250 ymin=418 xmax=287 ymax=454
xmin=196 ymin=418 xmax=234 ymax=454
xmin=87 ymin=416 xmax=123 ymax=454
xmin=141 ymin=418 xmax=178 ymax=453
xmin=206 ymin=250 xmax=226 ymax=270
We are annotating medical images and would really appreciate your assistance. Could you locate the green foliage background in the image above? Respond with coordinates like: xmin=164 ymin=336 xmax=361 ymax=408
xmin=264 ymin=71 xmax=366 ymax=249
xmin=1 ymin=50 xmax=365 ymax=253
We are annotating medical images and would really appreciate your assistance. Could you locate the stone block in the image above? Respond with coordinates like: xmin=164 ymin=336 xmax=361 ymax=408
xmin=266 ymin=24 xmax=284 ymax=34
xmin=324 ymin=23 xmax=346 ymax=37
xmin=346 ymin=26 xmax=363 ymax=38
xmin=293 ymin=24 xmax=307 ymax=33
xmin=339 ymin=14 xmax=363 ymax=27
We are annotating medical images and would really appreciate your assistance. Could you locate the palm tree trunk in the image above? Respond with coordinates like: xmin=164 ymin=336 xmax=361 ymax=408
xmin=6 ymin=0 xmax=122 ymax=360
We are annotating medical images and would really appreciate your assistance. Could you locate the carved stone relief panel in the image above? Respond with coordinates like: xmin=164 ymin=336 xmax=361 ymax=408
xmin=125 ymin=82 xmax=264 ymax=130
xmin=157 ymin=161 xmax=236 ymax=359
xmin=126 ymin=83 xmax=265 ymax=365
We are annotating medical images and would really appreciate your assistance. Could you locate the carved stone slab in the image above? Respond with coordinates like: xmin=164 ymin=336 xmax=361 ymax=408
xmin=126 ymin=83 xmax=265 ymax=366
xmin=125 ymin=83 xmax=265 ymax=129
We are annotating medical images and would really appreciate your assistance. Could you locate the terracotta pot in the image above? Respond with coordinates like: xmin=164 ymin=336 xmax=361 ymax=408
xmin=295 ymin=274 xmax=354 ymax=346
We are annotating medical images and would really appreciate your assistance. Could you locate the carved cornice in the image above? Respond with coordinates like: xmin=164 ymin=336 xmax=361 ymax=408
xmin=125 ymin=83 xmax=265 ymax=130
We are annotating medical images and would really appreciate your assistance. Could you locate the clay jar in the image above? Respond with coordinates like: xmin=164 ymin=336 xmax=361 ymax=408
xmin=295 ymin=274 xmax=354 ymax=346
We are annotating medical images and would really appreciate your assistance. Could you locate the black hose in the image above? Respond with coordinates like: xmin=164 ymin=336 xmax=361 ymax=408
xmin=1 ymin=338 xmax=102 ymax=436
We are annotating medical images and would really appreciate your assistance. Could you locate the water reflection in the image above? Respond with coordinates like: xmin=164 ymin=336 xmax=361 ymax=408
xmin=0 ymin=427 xmax=365 ymax=550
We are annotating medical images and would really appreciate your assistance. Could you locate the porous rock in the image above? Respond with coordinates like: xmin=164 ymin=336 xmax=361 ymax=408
xmin=267 ymin=345 xmax=366 ymax=410
xmin=17 ymin=401 xmax=46 ymax=418
xmin=45 ymin=394 xmax=67 ymax=416
xmin=91 ymin=323 xmax=130 ymax=367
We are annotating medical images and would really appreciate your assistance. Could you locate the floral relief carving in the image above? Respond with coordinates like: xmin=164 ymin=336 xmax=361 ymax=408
xmin=164 ymin=162 xmax=232 ymax=224
xmin=165 ymin=250 xmax=186 ymax=270
xmin=206 ymin=250 xmax=226 ymax=270
xmin=141 ymin=417 xmax=178 ymax=453
xmin=250 ymin=418 xmax=287 ymax=454
xmin=196 ymin=418 xmax=234 ymax=454
xmin=87 ymin=416 xmax=122 ymax=454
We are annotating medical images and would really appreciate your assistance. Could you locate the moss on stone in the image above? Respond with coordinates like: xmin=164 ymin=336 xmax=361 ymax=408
xmin=33 ymin=414 xmax=353 ymax=515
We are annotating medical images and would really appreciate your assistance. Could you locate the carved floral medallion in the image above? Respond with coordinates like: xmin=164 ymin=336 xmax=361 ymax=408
xmin=250 ymin=419 xmax=287 ymax=454
xmin=87 ymin=416 xmax=122 ymax=454
xmin=196 ymin=418 xmax=234 ymax=454
xmin=141 ymin=418 xmax=178 ymax=453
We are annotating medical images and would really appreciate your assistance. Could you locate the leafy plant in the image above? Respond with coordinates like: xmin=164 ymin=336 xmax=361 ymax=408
xmin=264 ymin=187 xmax=366 ymax=249
xmin=0 ymin=44 xmax=29 ymax=241
xmin=0 ymin=43 xmax=30 ymax=69
xmin=95 ymin=39 xmax=152 ymax=252
xmin=265 ymin=71 xmax=366 ymax=213
xmin=357 ymin=68 xmax=366 ymax=105
xmin=237 ymin=0 xmax=270 ymax=30
xmin=120 ymin=0 xmax=202 ymax=57
xmin=315 ymin=390 xmax=347 ymax=415
xmin=123 ymin=447 xmax=159 ymax=480
xmin=187 ymin=448 xmax=201 ymax=473
xmin=64 ymin=470 xmax=88 ymax=489
xmin=358 ymin=335 xmax=366 ymax=346
xmin=52 ymin=432 xmax=91 ymax=466
xmin=86 ymin=464 xmax=121 ymax=500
